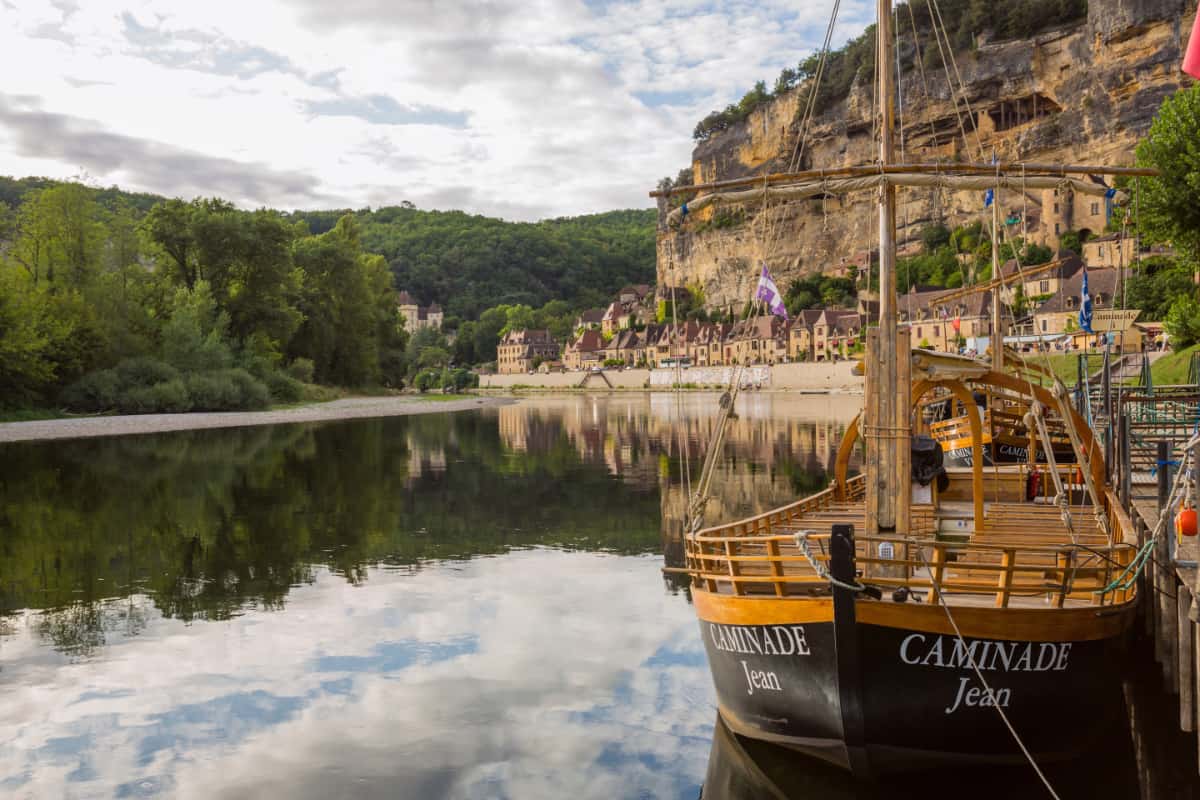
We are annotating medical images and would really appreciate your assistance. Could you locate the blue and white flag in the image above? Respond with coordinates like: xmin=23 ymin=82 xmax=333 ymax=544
xmin=755 ymin=264 xmax=788 ymax=319
xmin=1079 ymin=267 xmax=1094 ymax=333
xmin=984 ymin=188 xmax=994 ymax=207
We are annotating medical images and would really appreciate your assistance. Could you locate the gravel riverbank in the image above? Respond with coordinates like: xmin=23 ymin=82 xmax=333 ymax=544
xmin=0 ymin=395 xmax=513 ymax=444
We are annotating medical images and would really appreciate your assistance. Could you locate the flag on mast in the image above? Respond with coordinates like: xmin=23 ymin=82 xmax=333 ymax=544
xmin=1079 ymin=267 xmax=1094 ymax=334
xmin=755 ymin=264 xmax=789 ymax=319
xmin=1185 ymin=8 xmax=1200 ymax=79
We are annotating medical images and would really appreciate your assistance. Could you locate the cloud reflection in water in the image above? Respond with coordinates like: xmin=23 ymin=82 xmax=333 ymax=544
xmin=0 ymin=550 xmax=714 ymax=799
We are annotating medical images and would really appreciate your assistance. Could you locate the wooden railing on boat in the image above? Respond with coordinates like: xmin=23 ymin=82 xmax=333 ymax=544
xmin=685 ymin=475 xmax=1138 ymax=608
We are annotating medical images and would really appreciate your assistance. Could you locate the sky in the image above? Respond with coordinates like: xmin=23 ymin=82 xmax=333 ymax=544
xmin=0 ymin=0 xmax=871 ymax=221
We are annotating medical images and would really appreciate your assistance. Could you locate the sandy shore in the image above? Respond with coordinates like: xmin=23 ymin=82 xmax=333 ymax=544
xmin=0 ymin=395 xmax=513 ymax=444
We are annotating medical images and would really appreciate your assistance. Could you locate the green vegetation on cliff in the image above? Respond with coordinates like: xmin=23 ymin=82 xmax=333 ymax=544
xmin=693 ymin=0 xmax=1087 ymax=142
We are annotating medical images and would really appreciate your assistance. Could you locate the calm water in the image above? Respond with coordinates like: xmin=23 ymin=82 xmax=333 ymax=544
xmin=0 ymin=394 xmax=1195 ymax=798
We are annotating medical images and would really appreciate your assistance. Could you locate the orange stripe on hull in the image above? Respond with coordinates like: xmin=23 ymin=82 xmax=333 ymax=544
xmin=692 ymin=590 xmax=1135 ymax=642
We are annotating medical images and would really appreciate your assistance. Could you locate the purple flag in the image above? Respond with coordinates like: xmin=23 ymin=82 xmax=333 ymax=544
xmin=755 ymin=264 xmax=788 ymax=319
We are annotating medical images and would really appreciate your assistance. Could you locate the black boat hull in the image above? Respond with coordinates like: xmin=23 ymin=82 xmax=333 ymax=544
xmin=695 ymin=593 xmax=1134 ymax=776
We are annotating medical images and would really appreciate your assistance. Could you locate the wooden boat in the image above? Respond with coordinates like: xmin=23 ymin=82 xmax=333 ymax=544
xmin=658 ymin=0 xmax=1151 ymax=779
xmin=682 ymin=361 xmax=1138 ymax=774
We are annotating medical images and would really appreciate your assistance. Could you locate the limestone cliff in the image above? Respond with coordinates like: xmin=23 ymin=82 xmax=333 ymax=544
xmin=656 ymin=0 xmax=1192 ymax=311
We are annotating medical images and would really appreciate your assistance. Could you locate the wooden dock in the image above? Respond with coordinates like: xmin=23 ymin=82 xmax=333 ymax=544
xmin=1114 ymin=379 xmax=1200 ymax=774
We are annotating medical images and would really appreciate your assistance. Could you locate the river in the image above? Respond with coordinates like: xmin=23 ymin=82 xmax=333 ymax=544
xmin=0 ymin=394 xmax=1194 ymax=798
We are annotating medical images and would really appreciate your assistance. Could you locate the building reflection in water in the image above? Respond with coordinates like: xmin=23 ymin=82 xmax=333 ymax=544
xmin=496 ymin=393 xmax=859 ymax=558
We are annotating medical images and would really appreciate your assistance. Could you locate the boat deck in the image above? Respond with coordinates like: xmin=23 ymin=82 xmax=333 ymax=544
xmin=685 ymin=476 xmax=1138 ymax=610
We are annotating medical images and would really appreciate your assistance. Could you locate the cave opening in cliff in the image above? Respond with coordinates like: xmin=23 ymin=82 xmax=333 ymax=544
xmin=985 ymin=93 xmax=1062 ymax=132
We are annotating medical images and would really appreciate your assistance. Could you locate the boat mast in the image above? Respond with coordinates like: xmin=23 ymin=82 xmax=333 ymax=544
xmin=869 ymin=0 xmax=907 ymax=539
xmin=991 ymin=173 xmax=1003 ymax=371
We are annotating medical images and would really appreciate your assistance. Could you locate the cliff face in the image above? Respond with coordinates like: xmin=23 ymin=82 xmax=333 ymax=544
xmin=656 ymin=0 xmax=1191 ymax=311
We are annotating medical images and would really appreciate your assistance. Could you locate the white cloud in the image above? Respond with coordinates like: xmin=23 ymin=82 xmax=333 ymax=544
xmin=0 ymin=0 xmax=872 ymax=219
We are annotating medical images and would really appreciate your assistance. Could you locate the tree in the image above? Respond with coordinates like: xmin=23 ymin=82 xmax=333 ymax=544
xmin=290 ymin=215 xmax=381 ymax=385
xmin=1165 ymin=295 xmax=1200 ymax=349
xmin=1137 ymin=84 xmax=1200 ymax=260
xmin=143 ymin=199 xmax=200 ymax=288
xmin=500 ymin=304 xmax=535 ymax=335
xmin=474 ymin=307 xmax=508 ymax=364
xmin=921 ymin=224 xmax=951 ymax=253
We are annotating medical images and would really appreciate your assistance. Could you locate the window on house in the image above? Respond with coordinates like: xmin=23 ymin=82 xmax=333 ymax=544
xmin=1055 ymin=223 xmax=1061 ymax=234
xmin=1053 ymin=202 xmax=1060 ymax=213
xmin=1039 ymin=280 xmax=1050 ymax=293
xmin=1091 ymin=203 xmax=1099 ymax=215
xmin=1067 ymin=298 xmax=1075 ymax=309
xmin=1041 ymin=319 xmax=1047 ymax=332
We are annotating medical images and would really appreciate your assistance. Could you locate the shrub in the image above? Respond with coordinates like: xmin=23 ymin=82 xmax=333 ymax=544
xmin=184 ymin=369 xmax=269 ymax=411
xmin=114 ymin=358 xmax=180 ymax=389
xmin=414 ymin=369 xmax=439 ymax=393
xmin=143 ymin=379 xmax=192 ymax=413
xmin=262 ymin=370 xmax=304 ymax=403
xmin=116 ymin=384 xmax=160 ymax=414
xmin=61 ymin=370 xmax=121 ymax=411
xmin=225 ymin=368 xmax=271 ymax=409
xmin=185 ymin=372 xmax=239 ymax=411
xmin=285 ymin=358 xmax=315 ymax=384
xmin=441 ymin=367 xmax=477 ymax=394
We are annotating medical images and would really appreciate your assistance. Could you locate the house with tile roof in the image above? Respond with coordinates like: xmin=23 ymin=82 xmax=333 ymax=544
xmin=497 ymin=329 xmax=559 ymax=374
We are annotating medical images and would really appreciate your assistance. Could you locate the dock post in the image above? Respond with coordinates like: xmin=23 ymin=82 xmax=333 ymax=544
xmin=1180 ymin=586 xmax=1195 ymax=732
xmin=1118 ymin=413 xmax=1131 ymax=506
xmin=1163 ymin=538 xmax=1178 ymax=692
xmin=1158 ymin=440 xmax=1171 ymax=512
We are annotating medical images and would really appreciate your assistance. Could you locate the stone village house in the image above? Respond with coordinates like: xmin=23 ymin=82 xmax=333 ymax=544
xmin=497 ymin=329 xmax=560 ymax=374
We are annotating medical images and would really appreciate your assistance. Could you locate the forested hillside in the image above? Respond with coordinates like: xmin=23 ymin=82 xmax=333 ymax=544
xmin=289 ymin=207 xmax=656 ymax=320
xmin=0 ymin=176 xmax=656 ymax=412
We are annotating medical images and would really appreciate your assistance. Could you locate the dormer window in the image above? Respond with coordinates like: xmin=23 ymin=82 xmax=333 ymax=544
xmin=1095 ymin=293 xmax=1104 ymax=305
xmin=1067 ymin=297 xmax=1076 ymax=309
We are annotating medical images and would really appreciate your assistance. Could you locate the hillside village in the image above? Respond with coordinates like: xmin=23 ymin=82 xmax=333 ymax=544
xmin=469 ymin=232 xmax=1167 ymax=376
xmin=455 ymin=157 xmax=1184 ymax=377
xmin=473 ymin=267 xmax=1161 ymax=376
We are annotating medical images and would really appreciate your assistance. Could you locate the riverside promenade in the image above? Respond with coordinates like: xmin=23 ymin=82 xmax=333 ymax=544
xmin=479 ymin=361 xmax=864 ymax=393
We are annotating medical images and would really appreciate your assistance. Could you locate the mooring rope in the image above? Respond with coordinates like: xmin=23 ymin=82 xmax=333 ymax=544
xmin=916 ymin=547 xmax=1063 ymax=800
xmin=793 ymin=530 xmax=866 ymax=593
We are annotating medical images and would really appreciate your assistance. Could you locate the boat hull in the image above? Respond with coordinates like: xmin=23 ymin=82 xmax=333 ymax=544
xmin=695 ymin=592 xmax=1134 ymax=775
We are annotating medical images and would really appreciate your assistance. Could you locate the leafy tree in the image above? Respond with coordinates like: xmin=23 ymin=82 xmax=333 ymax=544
xmin=921 ymin=224 xmax=951 ymax=253
xmin=1166 ymin=295 xmax=1200 ymax=349
xmin=159 ymin=282 xmax=234 ymax=373
xmin=454 ymin=320 xmax=478 ymax=365
xmin=1125 ymin=257 xmax=1195 ymax=320
xmin=289 ymin=215 xmax=381 ymax=386
xmin=499 ymin=304 xmax=536 ymax=335
xmin=474 ymin=307 xmax=509 ymax=363
xmin=1137 ymin=84 xmax=1200 ymax=260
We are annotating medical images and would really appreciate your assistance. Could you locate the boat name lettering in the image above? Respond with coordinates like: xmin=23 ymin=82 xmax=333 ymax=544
xmin=998 ymin=444 xmax=1027 ymax=458
xmin=898 ymin=634 xmax=1071 ymax=672
xmin=945 ymin=676 xmax=1011 ymax=714
xmin=709 ymin=624 xmax=811 ymax=656
xmin=740 ymin=660 xmax=783 ymax=695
